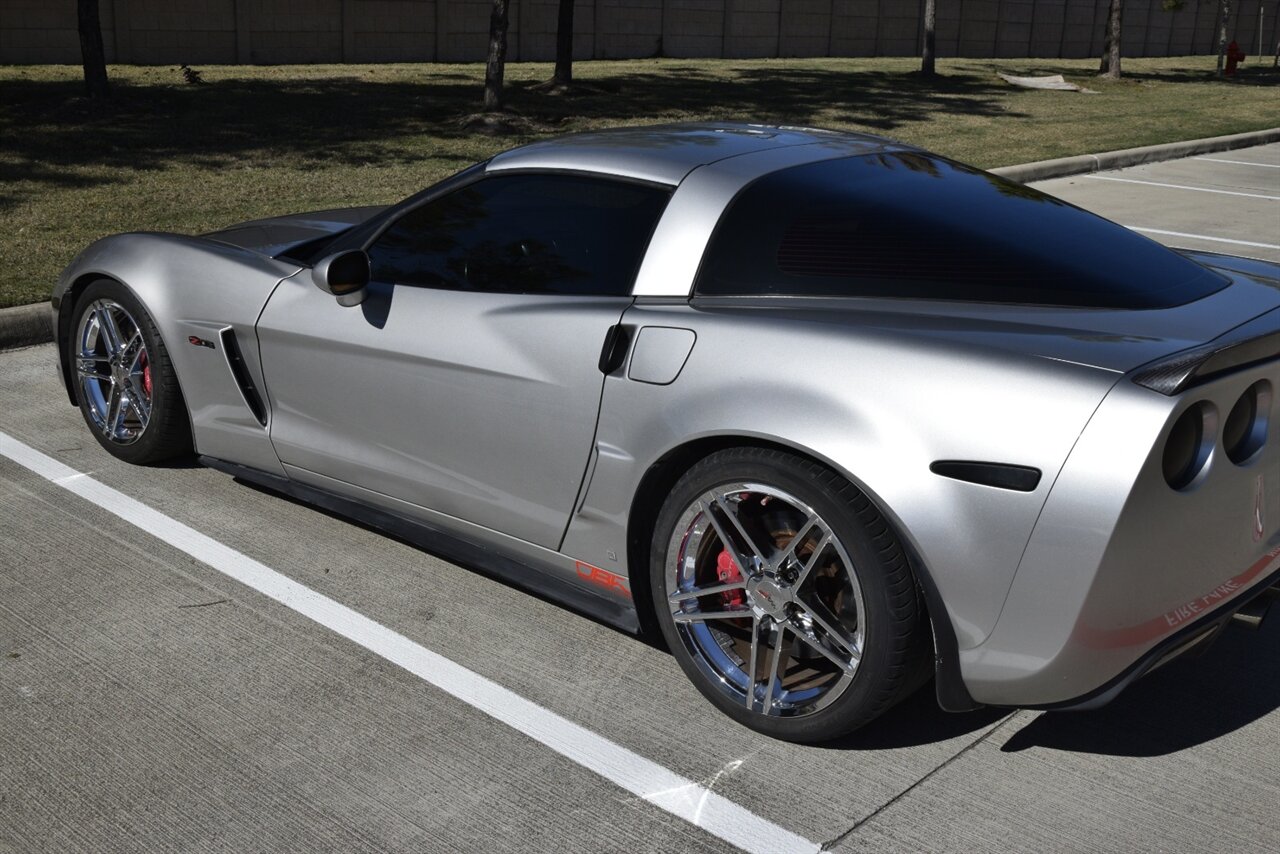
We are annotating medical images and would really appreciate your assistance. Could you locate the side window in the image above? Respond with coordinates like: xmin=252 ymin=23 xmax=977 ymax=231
xmin=367 ymin=173 xmax=670 ymax=296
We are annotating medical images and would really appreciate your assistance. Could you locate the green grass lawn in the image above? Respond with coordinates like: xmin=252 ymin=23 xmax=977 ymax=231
xmin=2 ymin=55 xmax=1277 ymax=309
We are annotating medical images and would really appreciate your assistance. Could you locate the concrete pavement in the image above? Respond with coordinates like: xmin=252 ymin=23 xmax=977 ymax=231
xmin=1033 ymin=142 xmax=1280 ymax=263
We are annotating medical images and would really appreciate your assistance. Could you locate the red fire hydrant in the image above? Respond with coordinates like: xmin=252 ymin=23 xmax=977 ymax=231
xmin=1225 ymin=40 xmax=1247 ymax=76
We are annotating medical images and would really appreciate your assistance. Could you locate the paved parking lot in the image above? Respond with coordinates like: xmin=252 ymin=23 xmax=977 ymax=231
xmin=2 ymin=144 xmax=1278 ymax=853
xmin=1035 ymin=142 xmax=1280 ymax=263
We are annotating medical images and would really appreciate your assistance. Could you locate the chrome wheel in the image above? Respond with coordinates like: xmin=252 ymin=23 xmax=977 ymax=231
xmin=665 ymin=482 xmax=867 ymax=718
xmin=74 ymin=299 xmax=153 ymax=445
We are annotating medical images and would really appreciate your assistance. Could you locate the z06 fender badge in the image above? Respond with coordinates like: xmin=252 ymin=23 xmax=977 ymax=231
xmin=188 ymin=336 xmax=216 ymax=349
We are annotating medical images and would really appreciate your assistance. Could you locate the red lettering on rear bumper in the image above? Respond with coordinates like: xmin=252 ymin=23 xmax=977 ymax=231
xmin=1074 ymin=545 xmax=1280 ymax=649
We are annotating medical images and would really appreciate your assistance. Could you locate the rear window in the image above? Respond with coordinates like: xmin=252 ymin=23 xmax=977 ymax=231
xmin=694 ymin=153 xmax=1227 ymax=309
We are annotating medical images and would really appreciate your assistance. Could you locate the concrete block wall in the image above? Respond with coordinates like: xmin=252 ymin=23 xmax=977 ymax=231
xmin=723 ymin=0 xmax=780 ymax=59
xmin=1027 ymin=0 xmax=1065 ymax=56
xmin=595 ymin=0 xmax=661 ymax=58
xmin=664 ymin=0 xmax=723 ymax=58
xmin=878 ymin=0 xmax=919 ymax=56
xmin=1 ymin=0 xmax=1275 ymax=65
xmin=957 ymin=1 xmax=999 ymax=58
xmin=826 ymin=1 xmax=868 ymax=57
xmin=510 ymin=0 xmax=595 ymax=62
xmin=0 ymin=0 xmax=112 ymax=63
xmin=779 ymin=0 xmax=830 ymax=58
xmin=348 ymin=0 xmax=435 ymax=62
xmin=995 ymin=0 xmax=1034 ymax=59
xmin=1057 ymin=0 xmax=1100 ymax=58
xmin=238 ymin=0 xmax=340 ymax=64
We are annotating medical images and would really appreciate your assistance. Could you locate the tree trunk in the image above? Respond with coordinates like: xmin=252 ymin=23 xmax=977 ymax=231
xmin=77 ymin=0 xmax=110 ymax=100
xmin=1216 ymin=0 xmax=1231 ymax=76
xmin=554 ymin=0 xmax=575 ymax=86
xmin=1100 ymin=0 xmax=1123 ymax=78
xmin=484 ymin=0 xmax=511 ymax=111
xmin=921 ymin=0 xmax=937 ymax=76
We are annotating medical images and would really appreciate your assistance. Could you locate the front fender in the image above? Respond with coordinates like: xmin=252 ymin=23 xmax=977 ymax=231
xmin=54 ymin=232 xmax=301 ymax=476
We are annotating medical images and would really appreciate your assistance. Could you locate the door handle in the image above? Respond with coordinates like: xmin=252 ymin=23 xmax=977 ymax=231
xmin=598 ymin=324 xmax=633 ymax=375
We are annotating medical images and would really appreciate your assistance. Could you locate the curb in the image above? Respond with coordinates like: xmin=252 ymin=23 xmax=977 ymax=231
xmin=991 ymin=126 xmax=1280 ymax=183
xmin=0 ymin=303 xmax=53 ymax=352
xmin=2 ymin=127 xmax=1278 ymax=352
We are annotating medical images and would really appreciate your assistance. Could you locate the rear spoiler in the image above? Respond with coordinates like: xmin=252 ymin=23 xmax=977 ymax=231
xmin=1133 ymin=307 xmax=1280 ymax=395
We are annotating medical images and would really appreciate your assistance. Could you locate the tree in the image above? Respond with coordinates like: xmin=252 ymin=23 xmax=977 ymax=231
xmin=77 ymin=0 xmax=110 ymax=100
xmin=554 ymin=0 xmax=575 ymax=87
xmin=1215 ymin=0 xmax=1232 ymax=77
xmin=921 ymin=0 xmax=937 ymax=77
xmin=483 ymin=0 xmax=511 ymax=111
xmin=1099 ymin=0 xmax=1123 ymax=79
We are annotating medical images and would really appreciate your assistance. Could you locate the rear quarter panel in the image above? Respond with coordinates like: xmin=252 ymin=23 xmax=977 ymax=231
xmin=966 ymin=361 xmax=1280 ymax=705
xmin=562 ymin=301 xmax=1120 ymax=650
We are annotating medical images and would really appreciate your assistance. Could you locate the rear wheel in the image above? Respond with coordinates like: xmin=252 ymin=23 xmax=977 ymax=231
xmin=651 ymin=447 xmax=930 ymax=742
xmin=69 ymin=280 xmax=192 ymax=464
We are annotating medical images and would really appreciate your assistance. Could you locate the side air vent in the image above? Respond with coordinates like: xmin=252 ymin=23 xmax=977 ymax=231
xmin=219 ymin=327 xmax=268 ymax=426
xmin=930 ymin=460 xmax=1042 ymax=492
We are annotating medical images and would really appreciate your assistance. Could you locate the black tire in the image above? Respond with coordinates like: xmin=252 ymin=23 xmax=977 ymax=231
xmin=650 ymin=447 xmax=931 ymax=743
xmin=68 ymin=279 xmax=193 ymax=465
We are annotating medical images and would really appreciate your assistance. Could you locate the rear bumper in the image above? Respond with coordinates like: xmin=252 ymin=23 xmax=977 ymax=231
xmin=958 ymin=354 xmax=1280 ymax=707
xmin=1030 ymin=572 xmax=1280 ymax=712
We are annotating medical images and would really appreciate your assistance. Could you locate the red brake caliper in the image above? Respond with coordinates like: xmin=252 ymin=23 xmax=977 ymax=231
xmin=717 ymin=550 xmax=746 ymax=609
xmin=141 ymin=351 xmax=152 ymax=398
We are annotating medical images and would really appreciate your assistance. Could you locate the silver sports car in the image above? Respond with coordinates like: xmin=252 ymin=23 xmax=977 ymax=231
xmin=52 ymin=123 xmax=1280 ymax=742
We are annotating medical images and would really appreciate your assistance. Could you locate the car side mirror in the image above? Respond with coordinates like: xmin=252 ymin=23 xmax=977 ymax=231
xmin=312 ymin=250 xmax=370 ymax=307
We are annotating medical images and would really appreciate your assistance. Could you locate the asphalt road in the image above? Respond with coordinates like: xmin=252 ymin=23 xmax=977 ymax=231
xmin=2 ymin=145 xmax=1279 ymax=854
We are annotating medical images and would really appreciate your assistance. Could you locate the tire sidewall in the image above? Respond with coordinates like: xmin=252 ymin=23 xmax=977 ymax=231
xmin=650 ymin=448 xmax=917 ymax=742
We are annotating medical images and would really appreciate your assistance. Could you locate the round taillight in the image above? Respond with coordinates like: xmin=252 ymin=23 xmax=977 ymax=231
xmin=1223 ymin=380 xmax=1271 ymax=466
xmin=1163 ymin=401 xmax=1215 ymax=490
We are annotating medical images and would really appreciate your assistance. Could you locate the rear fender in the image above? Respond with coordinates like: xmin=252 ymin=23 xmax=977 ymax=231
xmin=562 ymin=302 xmax=1120 ymax=658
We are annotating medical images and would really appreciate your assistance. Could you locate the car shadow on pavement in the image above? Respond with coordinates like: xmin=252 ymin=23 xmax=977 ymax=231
xmin=1001 ymin=615 xmax=1280 ymax=757
xmin=832 ymin=685 xmax=1013 ymax=750
xmin=156 ymin=455 xmax=205 ymax=469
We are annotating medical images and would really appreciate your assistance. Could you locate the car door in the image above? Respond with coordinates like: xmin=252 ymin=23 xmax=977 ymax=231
xmin=256 ymin=171 xmax=671 ymax=549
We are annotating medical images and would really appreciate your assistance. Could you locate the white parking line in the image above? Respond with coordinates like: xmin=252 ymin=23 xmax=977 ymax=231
xmin=1126 ymin=226 xmax=1280 ymax=251
xmin=1085 ymin=174 xmax=1280 ymax=201
xmin=0 ymin=431 xmax=819 ymax=854
xmin=1194 ymin=157 xmax=1280 ymax=169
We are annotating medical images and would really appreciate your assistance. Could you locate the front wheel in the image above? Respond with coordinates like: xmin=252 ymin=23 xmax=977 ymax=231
xmin=651 ymin=447 xmax=930 ymax=742
xmin=68 ymin=280 xmax=192 ymax=465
